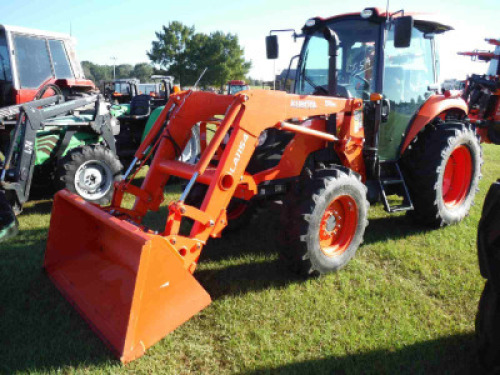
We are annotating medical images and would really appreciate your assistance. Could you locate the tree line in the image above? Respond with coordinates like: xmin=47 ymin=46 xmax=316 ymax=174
xmin=81 ymin=62 xmax=154 ymax=84
xmin=82 ymin=21 xmax=252 ymax=89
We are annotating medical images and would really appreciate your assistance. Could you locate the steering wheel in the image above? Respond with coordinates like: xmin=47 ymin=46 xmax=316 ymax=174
xmin=351 ymin=73 xmax=370 ymax=89
xmin=34 ymin=83 xmax=63 ymax=101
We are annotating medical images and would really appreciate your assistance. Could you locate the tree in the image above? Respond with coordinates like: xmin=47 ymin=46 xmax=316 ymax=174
xmin=147 ymin=21 xmax=196 ymax=85
xmin=133 ymin=63 xmax=154 ymax=82
xmin=81 ymin=61 xmax=95 ymax=82
xmin=201 ymin=31 xmax=251 ymax=89
xmin=147 ymin=21 xmax=251 ymax=87
xmin=115 ymin=64 xmax=133 ymax=79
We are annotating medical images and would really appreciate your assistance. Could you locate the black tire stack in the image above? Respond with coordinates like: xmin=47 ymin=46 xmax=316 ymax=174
xmin=476 ymin=180 xmax=500 ymax=373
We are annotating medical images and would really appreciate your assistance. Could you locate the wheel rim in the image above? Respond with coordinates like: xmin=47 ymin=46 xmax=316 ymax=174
xmin=442 ymin=145 xmax=473 ymax=208
xmin=319 ymin=195 xmax=358 ymax=257
xmin=74 ymin=160 xmax=113 ymax=201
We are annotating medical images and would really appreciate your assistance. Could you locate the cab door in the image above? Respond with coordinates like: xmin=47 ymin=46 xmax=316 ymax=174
xmin=379 ymin=26 xmax=436 ymax=160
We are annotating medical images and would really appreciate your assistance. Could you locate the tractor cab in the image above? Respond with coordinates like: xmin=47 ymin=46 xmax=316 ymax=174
xmin=268 ymin=8 xmax=452 ymax=161
xmin=227 ymin=80 xmax=249 ymax=95
xmin=102 ymin=78 xmax=139 ymax=104
xmin=0 ymin=25 xmax=94 ymax=108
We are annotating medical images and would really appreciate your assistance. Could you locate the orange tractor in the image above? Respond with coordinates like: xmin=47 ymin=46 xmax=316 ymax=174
xmin=44 ymin=8 xmax=482 ymax=362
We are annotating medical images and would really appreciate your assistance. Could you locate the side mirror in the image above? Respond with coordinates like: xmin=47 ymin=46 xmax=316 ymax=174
xmin=266 ymin=35 xmax=278 ymax=59
xmin=394 ymin=16 xmax=413 ymax=48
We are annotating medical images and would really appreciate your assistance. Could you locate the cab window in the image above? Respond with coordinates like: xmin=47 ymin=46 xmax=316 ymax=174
xmin=48 ymin=39 xmax=74 ymax=79
xmin=0 ymin=30 xmax=12 ymax=82
xmin=383 ymin=27 xmax=435 ymax=106
xmin=13 ymin=34 xmax=53 ymax=88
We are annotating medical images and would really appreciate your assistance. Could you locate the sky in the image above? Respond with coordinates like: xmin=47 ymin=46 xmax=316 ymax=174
xmin=0 ymin=0 xmax=498 ymax=82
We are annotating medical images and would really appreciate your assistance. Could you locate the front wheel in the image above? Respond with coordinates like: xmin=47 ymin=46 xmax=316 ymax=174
xmin=57 ymin=145 xmax=123 ymax=205
xmin=401 ymin=121 xmax=482 ymax=227
xmin=280 ymin=167 xmax=369 ymax=276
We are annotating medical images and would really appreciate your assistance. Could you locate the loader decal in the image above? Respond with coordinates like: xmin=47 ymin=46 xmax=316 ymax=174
xmin=229 ymin=133 xmax=249 ymax=174
xmin=290 ymin=100 xmax=317 ymax=109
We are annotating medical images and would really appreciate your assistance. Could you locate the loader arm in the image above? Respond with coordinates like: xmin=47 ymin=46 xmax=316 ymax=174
xmin=113 ymin=89 xmax=360 ymax=268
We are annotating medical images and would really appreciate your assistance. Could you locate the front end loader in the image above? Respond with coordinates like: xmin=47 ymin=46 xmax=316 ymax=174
xmin=44 ymin=8 xmax=483 ymax=362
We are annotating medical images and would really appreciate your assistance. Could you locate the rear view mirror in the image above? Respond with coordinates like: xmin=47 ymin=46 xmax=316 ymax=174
xmin=394 ymin=16 xmax=413 ymax=48
xmin=266 ymin=35 xmax=278 ymax=59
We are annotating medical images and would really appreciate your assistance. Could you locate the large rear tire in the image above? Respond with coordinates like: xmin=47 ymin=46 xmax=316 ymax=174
xmin=401 ymin=121 xmax=482 ymax=227
xmin=476 ymin=281 xmax=500 ymax=372
xmin=279 ymin=167 xmax=369 ymax=277
xmin=57 ymin=145 xmax=123 ymax=205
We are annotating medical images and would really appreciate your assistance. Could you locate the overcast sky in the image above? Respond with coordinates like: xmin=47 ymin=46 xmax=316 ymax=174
xmin=0 ymin=0 xmax=498 ymax=81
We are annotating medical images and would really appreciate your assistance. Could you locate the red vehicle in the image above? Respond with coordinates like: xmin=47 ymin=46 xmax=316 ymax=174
xmin=459 ymin=38 xmax=500 ymax=144
xmin=0 ymin=24 xmax=95 ymax=108
xmin=227 ymin=79 xmax=249 ymax=95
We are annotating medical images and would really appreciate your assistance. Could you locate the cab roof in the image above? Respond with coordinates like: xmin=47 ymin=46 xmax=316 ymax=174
xmin=0 ymin=24 xmax=75 ymax=42
xmin=312 ymin=8 xmax=453 ymax=34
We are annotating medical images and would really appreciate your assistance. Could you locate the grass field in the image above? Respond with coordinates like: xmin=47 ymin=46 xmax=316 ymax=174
xmin=1 ymin=144 xmax=499 ymax=375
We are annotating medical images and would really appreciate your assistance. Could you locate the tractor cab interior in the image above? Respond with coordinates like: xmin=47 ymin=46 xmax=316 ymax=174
xmin=296 ymin=19 xmax=379 ymax=100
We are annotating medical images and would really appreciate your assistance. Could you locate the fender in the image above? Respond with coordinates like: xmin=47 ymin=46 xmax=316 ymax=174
xmin=400 ymin=93 xmax=468 ymax=155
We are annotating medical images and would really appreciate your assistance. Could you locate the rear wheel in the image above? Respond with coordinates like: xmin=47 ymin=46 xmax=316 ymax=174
xmin=57 ymin=145 xmax=123 ymax=205
xmin=280 ymin=167 xmax=369 ymax=276
xmin=401 ymin=121 xmax=482 ymax=227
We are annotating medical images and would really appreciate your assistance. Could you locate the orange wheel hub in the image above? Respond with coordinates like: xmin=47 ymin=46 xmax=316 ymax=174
xmin=442 ymin=145 xmax=473 ymax=208
xmin=319 ymin=195 xmax=358 ymax=257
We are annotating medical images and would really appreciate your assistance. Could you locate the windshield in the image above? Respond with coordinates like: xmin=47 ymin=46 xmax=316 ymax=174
xmin=139 ymin=84 xmax=157 ymax=95
xmin=228 ymin=85 xmax=249 ymax=94
xmin=296 ymin=19 xmax=380 ymax=99
xmin=114 ymin=83 xmax=130 ymax=94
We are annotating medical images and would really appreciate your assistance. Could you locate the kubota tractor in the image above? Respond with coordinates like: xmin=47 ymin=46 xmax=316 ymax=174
xmin=44 ymin=8 xmax=482 ymax=362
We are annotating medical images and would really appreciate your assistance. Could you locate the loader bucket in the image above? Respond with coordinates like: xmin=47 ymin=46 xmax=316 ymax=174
xmin=44 ymin=190 xmax=211 ymax=363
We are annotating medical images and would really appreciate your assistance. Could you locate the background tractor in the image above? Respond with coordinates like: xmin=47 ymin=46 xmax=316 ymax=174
xmin=226 ymin=79 xmax=249 ymax=95
xmin=101 ymin=78 xmax=139 ymax=104
xmin=0 ymin=24 xmax=96 ymax=106
xmin=43 ymin=7 xmax=484 ymax=362
xmin=0 ymin=25 xmax=122 ymax=241
xmin=459 ymin=38 xmax=500 ymax=145
xmin=110 ymin=75 xmax=200 ymax=166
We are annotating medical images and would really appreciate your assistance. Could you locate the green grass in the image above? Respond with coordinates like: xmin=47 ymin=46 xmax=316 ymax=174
xmin=1 ymin=145 xmax=500 ymax=374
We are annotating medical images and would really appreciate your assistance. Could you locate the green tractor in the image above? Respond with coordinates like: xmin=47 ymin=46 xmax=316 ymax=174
xmin=0 ymin=94 xmax=121 ymax=241
xmin=0 ymin=25 xmax=122 ymax=241
xmin=110 ymin=75 xmax=200 ymax=166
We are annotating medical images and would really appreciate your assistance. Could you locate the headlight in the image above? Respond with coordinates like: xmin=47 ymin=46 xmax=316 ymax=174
xmin=257 ymin=130 xmax=268 ymax=146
